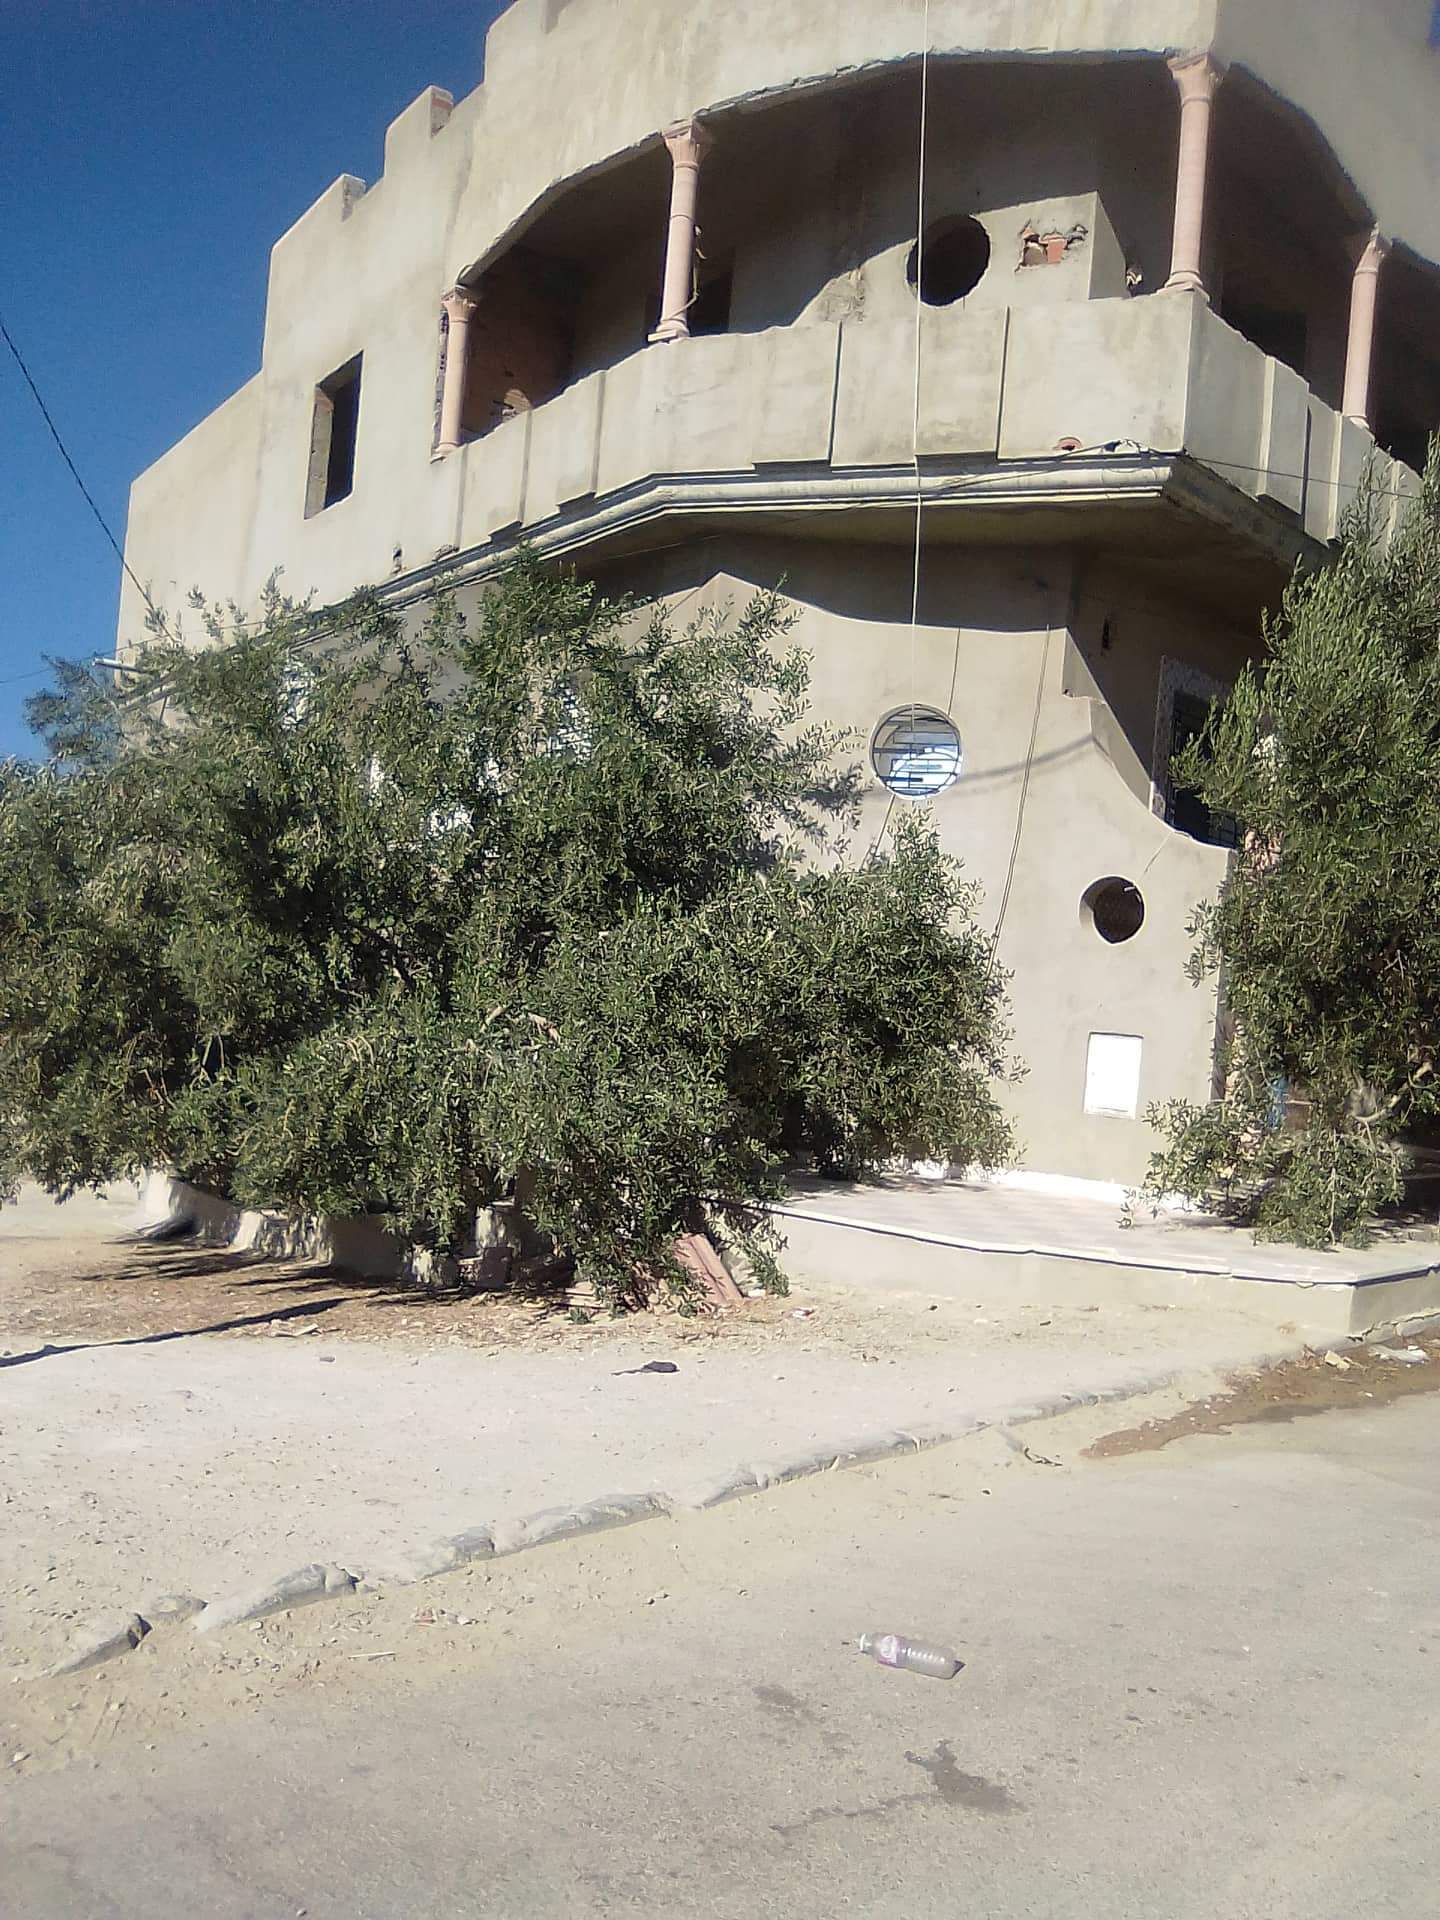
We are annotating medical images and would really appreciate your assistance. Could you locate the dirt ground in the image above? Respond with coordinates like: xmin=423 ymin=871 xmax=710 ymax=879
xmin=4 ymin=1199 xmax=1440 ymax=1799
xmin=1087 ymin=1331 xmax=1440 ymax=1456
xmin=5 ymin=1216 xmax=1292 ymax=1678
xmin=0 ymin=1229 xmax=808 ymax=1361
xmin=7 ymin=1192 xmax=1422 ymax=1697
xmin=8 ymin=1351 xmax=1439 ymax=1796
xmin=0 ymin=1392 xmax=1220 ymax=1783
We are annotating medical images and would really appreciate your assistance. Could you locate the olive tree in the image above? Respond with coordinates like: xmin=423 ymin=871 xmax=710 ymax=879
xmin=2 ymin=560 xmax=1015 ymax=1299
xmin=1146 ymin=450 xmax=1440 ymax=1244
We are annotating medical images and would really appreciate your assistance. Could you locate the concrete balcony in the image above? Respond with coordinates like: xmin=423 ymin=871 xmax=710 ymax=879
xmin=427 ymin=293 xmax=1419 ymax=595
xmin=118 ymin=293 xmax=1423 ymax=646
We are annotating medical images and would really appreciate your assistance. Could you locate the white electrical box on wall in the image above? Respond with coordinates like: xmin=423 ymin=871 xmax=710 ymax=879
xmin=1084 ymin=1033 xmax=1144 ymax=1118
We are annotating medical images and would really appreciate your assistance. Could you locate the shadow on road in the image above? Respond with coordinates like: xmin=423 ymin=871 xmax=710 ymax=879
xmin=0 ymin=1295 xmax=350 ymax=1369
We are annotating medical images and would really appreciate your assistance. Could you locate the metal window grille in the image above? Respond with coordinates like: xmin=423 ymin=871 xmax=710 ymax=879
xmin=1165 ymin=690 xmax=1239 ymax=849
xmin=872 ymin=707 xmax=963 ymax=797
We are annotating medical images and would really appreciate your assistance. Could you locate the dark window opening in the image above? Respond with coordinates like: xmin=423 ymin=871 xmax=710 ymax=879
xmin=1166 ymin=689 xmax=1238 ymax=849
xmin=689 ymin=259 xmax=734 ymax=336
xmin=907 ymin=217 xmax=992 ymax=307
xmin=1218 ymin=294 xmax=1308 ymax=380
xmin=461 ymin=249 xmax=581 ymax=441
xmin=1082 ymin=878 xmax=1146 ymax=946
xmin=305 ymin=355 xmax=362 ymax=517
xmin=1373 ymin=412 xmax=1431 ymax=476
xmin=1367 ymin=249 xmax=1440 ymax=477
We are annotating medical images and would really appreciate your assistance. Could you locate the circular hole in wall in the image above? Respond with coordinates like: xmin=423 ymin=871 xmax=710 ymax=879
xmin=906 ymin=217 xmax=992 ymax=306
xmin=872 ymin=706 xmax=963 ymax=797
xmin=1082 ymin=877 xmax=1146 ymax=945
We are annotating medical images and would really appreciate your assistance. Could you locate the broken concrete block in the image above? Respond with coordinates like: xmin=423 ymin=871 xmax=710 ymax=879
xmin=49 ymin=1614 xmax=149 ymax=1676
xmin=446 ymin=1524 xmax=496 ymax=1564
xmin=194 ymin=1563 xmax=356 ymax=1634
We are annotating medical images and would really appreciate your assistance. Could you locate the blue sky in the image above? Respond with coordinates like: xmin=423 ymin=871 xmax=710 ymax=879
xmin=0 ymin=0 xmax=504 ymax=760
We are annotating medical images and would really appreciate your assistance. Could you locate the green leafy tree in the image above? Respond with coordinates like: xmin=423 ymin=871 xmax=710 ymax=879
xmin=1 ymin=561 xmax=1014 ymax=1300
xmin=1146 ymin=450 xmax=1440 ymax=1244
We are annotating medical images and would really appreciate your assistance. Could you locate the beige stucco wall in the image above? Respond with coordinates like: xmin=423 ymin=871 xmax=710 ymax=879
xmin=469 ymin=0 xmax=1212 ymax=274
xmin=117 ymin=375 xmax=265 ymax=648
xmin=587 ymin=535 xmax=1229 ymax=1185
xmin=696 ymin=63 xmax=1152 ymax=337
xmin=469 ymin=0 xmax=1440 ymax=276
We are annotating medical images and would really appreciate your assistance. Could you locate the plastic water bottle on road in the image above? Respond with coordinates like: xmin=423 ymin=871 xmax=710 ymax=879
xmin=858 ymin=1631 xmax=963 ymax=1680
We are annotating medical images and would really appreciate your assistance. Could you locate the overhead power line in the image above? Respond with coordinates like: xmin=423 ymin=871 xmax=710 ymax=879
xmin=0 ymin=305 xmax=167 ymax=636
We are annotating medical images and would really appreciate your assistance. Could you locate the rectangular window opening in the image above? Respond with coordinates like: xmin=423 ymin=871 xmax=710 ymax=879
xmin=305 ymin=354 xmax=362 ymax=517
xmin=1084 ymin=1034 xmax=1144 ymax=1120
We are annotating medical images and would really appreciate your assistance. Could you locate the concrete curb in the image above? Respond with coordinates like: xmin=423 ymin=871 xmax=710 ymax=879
xmin=132 ymin=1173 xmax=405 ymax=1280
xmin=193 ymin=1563 xmax=357 ymax=1636
xmin=39 ymin=1344 xmax=1316 ymax=1675
xmin=48 ymin=1614 xmax=149 ymax=1677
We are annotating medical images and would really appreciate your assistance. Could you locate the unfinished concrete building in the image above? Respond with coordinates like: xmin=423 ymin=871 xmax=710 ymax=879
xmin=118 ymin=0 xmax=1440 ymax=1190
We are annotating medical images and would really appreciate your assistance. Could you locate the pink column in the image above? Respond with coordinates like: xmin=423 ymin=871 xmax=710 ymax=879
xmin=436 ymin=286 xmax=480 ymax=454
xmin=649 ymin=118 xmax=711 ymax=344
xmin=1164 ymin=55 xmax=1225 ymax=297
xmin=1343 ymin=230 xmax=1388 ymax=427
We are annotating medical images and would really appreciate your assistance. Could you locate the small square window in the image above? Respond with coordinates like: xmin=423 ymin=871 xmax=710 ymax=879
xmin=1084 ymin=1033 xmax=1143 ymax=1119
xmin=305 ymin=354 xmax=362 ymax=516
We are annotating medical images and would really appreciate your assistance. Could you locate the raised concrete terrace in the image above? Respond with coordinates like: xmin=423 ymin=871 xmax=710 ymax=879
xmin=774 ymin=1176 xmax=1440 ymax=1340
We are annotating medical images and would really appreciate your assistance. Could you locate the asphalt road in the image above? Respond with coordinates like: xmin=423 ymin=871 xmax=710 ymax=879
xmin=4 ymin=1391 xmax=1439 ymax=1917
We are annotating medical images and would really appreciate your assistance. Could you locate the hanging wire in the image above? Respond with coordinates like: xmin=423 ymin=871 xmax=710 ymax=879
xmin=865 ymin=0 xmax=932 ymax=869
xmin=991 ymin=619 xmax=1054 ymax=954
xmin=0 ymin=305 xmax=171 ymax=641
xmin=908 ymin=0 xmax=933 ymax=643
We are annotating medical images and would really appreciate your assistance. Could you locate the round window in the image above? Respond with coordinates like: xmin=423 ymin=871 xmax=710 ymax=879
xmin=1082 ymin=877 xmax=1146 ymax=945
xmin=906 ymin=217 xmax=992 ymax=306
xmin=872 ymin=707 xmax=963 ymax=797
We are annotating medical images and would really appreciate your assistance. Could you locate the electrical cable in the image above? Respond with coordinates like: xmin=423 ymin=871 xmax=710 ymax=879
xmin=908 ymin=0 xmax=932 ymax=648
xmin=991 ymin=617 xmax=1054 ymax=954
xmin=927 ymin=436 xmax=1427 ymax=503
xmin=0 ymin=306 xmax=170 ymax=639
xmin=865 ymin=0 xmax=931 ymax=868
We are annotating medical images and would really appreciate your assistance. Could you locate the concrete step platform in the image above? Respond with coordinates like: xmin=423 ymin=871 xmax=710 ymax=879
xmin=773 ymin=1177 xmax=1440 ymax=1340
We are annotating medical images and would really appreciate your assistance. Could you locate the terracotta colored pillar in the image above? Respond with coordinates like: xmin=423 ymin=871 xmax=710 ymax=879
xmin=1343 ymin=229 xmax=1388 ymax=427
xmin=436 ymin=285 xmax=480 ymax=454
xmin=1164 ymin=54 xmax=1225 ymax=297
xmin=649 ymin=118 xmax=711 ymax=343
